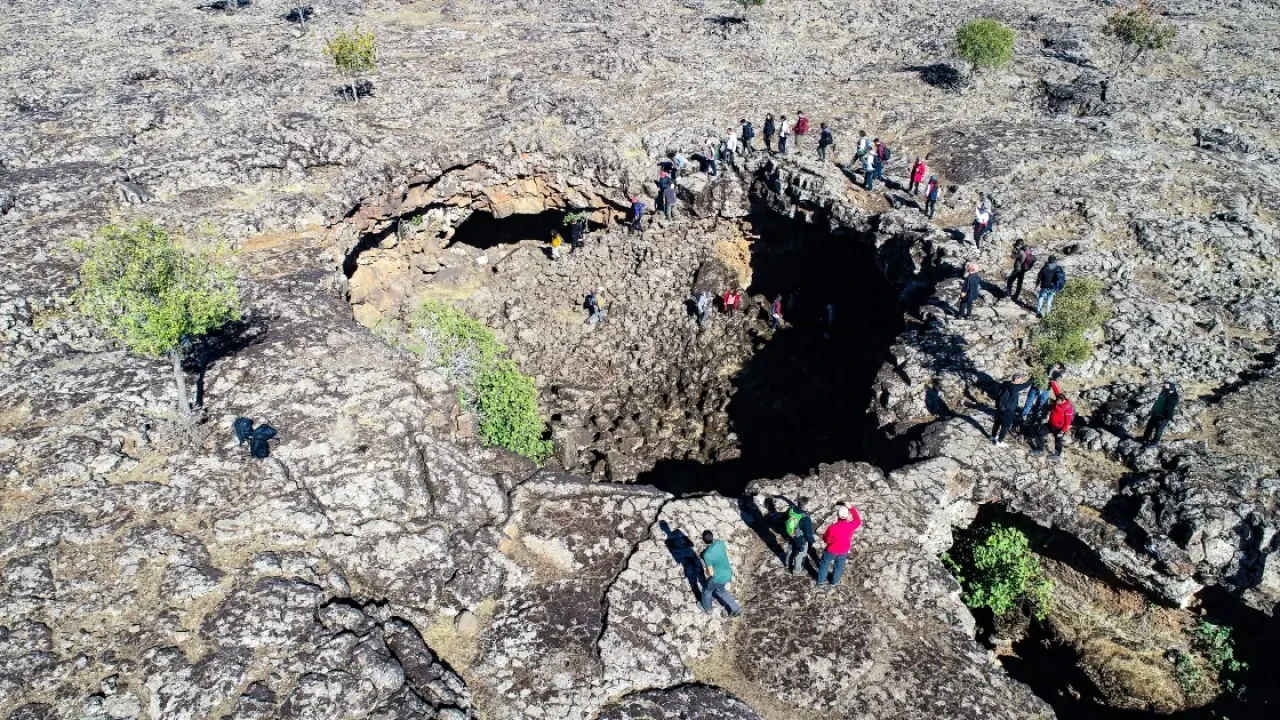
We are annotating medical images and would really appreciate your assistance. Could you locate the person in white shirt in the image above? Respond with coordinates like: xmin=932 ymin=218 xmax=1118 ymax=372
xmin=778 ymin=115 xmax=792 ymax=154
xmin=973 ymin=204 xmax=992 ymax=248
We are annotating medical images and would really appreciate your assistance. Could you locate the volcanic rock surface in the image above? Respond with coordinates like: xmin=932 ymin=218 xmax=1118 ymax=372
xmin=2 ymin=0 xmax=1279 ymax=719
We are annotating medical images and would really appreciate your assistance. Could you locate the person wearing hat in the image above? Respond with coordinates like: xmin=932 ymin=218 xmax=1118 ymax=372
xmin=1143 ymin=381 xmax=1179 ymax=447
xmin=816 ymin=504 xmax=862 ymax=588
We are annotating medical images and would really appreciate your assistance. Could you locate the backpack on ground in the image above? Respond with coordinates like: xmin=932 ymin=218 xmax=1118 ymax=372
xmin=784 ymin=508 xmax=806 ymax=537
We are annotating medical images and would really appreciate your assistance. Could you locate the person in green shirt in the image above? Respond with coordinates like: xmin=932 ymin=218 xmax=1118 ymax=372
xmin=699 ymin=531 xmax=742 ymax=617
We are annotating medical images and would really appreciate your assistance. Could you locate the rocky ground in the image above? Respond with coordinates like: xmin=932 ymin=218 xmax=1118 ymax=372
xmin=3 ymin=0 xmax=1279 ymax=718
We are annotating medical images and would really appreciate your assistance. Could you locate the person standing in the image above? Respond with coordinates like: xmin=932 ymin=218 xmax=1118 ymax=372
xmin=815 ymin=505 xmax=862 ymax=588
xmin=1036 ymin=256 xmax=1066 ymax=317
xmin=1031 ymin=393 xmax=1075 ymax=459
xmin=732 ymin=289 xmax=744 ymax=315
xmin=549 ymin=230 xmax=563 ymax=260
xmin=862 ymin=152 xmax=876 ymax=191
xmin=793 ymin=111 xmax=810 ymax=148
xmin=909 ymin=157 xmax=927 ymax=195
xmin=1006 ymin=241 xmax=1036 ymax=301
xmin=741 ymin=119 xmax=756 ymax=154
xmin=1143 ymin=381 xmax=1179 ymax=447
xmin=778 ymin=115 xmax=792 ymax=155
xmin=584 ymin=287 xmax=606 ymax=326
xmin=662 ymin=183 xmax=678 ymax=221
xmin=569 ymin=214 xmax=587 ymax=253
xmin=771 ymin=294 xmax=784 ymax=330
xmin=630 ymin=196 xmax=645 ymax=233
xmin=723 ymin=129 xmax=740 ymax=168
xmin=763 ymin=113 xmax=776 ymax=153
xmin=991 ymin=372 xmax=1032 ymax=446
xmin=696 ymin=290 xmax=711 ymax=326
xmin=1021 ymin=363 xmax=1065 ymax=425
xmin=960 ymin=263 xmax=982 ymax=319
xmin=699 ymin=531 xmax=742 ymax=617
xmin=783 ymin=497 xmax=816 ymax=575
xmin=850 ymin=131 xmax=872 ymax=167
xmin=973 ymin=204 xmax=991 ymax=248
xmin=817 ymin=123 xmax=834 ymax=162
xmin=924 ymin=176 xmax=940 ymax=218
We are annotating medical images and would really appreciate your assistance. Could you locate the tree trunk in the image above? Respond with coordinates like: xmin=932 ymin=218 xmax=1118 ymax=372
xmin=170 ymin=348 xmax=190 ymax=415
xmin=350 ymin=78 xmax=358 ymax=104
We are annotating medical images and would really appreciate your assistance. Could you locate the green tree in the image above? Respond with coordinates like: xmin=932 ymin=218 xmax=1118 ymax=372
xmin=1032 ymin=277 xmax=1112 ymax=372
xmin=473 ymin=360 xmax=554 ymax=463
xmin=73 ymin=220 xmax=240 ymax=415
xmin=943 ymin=524 xmax=1054 ymax=620
xmin=1104 ymin=1 xmax=1177 ymax=72
xmin=324 ymin=30 xmax=377 ymax=104
xmin=955 ymin=19 xmax=1016 ymax=80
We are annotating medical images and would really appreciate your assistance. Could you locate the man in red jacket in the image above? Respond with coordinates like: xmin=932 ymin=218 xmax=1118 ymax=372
xmin=815 ymin=505 xmax=862 ymax=588
xmin=1031 ymin=393 xmax=1075 ymax=459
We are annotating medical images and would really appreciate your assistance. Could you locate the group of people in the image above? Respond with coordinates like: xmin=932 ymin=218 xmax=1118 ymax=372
xmin=959 ymin=244 xmax=1068 ymax=319
xmin=697 ymin=498 xmax=864 ymax=616
xmin=989 ymin=366 xmax=1182 ymax=458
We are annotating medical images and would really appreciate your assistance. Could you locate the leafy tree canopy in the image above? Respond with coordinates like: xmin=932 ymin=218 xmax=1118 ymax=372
xmin=956 ymin=19 xmax=1016 ymax=72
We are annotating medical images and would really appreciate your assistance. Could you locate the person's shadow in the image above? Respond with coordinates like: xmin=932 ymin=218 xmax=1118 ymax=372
xmin=659 ymin=520 xmax=704 ymax=600
xmin=737 ymin=496 xmax=786 ymax=563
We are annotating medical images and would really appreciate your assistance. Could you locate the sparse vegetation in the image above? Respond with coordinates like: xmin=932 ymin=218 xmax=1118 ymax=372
xmin=955 ymin=19 xmax=1016 ymax=79
xmin=943 ymin=523 xmax=1055 ymax=620
xmin=1105 ymin=1 xmax=1177 ymax=72
xmin=406 ymin=299 xmax=552 ymax=463
xmin=562 ymin=211 xmax=589 ymax=227
xmin=73 ymin=220 xmax=240 ymax=415
xmin=324 ymin=30 xmax=377 ymax=103
xmin=1032 ymin=277 xmax=1112 ymax=373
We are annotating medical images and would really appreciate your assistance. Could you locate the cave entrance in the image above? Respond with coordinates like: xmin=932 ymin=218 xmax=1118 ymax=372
xmin=446 ymin=209 xmax=568 ymax=250
xmin=636 ymin=212 xmax=903 ymax=496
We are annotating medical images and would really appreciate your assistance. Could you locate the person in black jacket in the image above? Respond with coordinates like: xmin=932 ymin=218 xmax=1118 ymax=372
xmin=992 ymin=372 xmax=1032 ymax=446
xmin=783 ymin=496 xmax=817 ymax=575
xmin=1143 ymin=381 xmax=1179 ymax=446
xmin=960 ymin=263 xmax=982 ymax=319
xmin=1006 ymin=240 xmax=1036 ymax=301
xmin=1036 ymin=256 xmax=1066 ymax=317
xmin=763 ymin=113 xmax=776 ymax=153
xmin=741 ymin=119 xmax=756 ymax=154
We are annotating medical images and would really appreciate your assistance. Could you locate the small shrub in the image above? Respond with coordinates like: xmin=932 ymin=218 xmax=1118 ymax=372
xmin=73 ymin=220 xmax=240 ymax=414
xmin=1193 ymin=620 xmax=1247 ymax=678
xmin=473 ymin=360 xmax=554 ymax=463
xmin=1105 ymin=1 xmax=1177 ymax=71
xmin=324 ymin=30 xmax=377 ymax=103
xmin=1032 ymin=277 xmax=1112 ymax=369
xmin=562 ymin=211 xmax=589 ymax=227
xmin=944 ymin=524 xmax=1054 ymax=620
xmin=405 ymin=299 xmax=551 ymax=464
xmin=1173 ymin=650 xmax=1207 ymax=698
xmin=955 ymin=19 xmax=1016 ymax=76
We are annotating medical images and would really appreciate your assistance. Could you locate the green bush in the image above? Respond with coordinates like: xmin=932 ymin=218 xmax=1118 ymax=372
xmin=73 ymin=220 xmax=240 ymax=414
xmin=324 ymin=30 xmax=377 ymax=103
xmin=1193 ymin=620 xmax=1247 ymax=681
xmin=943 ymin=524 xmax=1054 ymax=620
xmin=474 ymin=360 xmax=554 ymax=463
xmin=1105 ymin=1 xmax=1177 ymax=70
xmin=955 ymin=19 xmax=1016 ymax=75
xmin=1032 ymin=277 xmax=1112 ymax=369
xmin=406 ymin=299 xmax=551 ymax=464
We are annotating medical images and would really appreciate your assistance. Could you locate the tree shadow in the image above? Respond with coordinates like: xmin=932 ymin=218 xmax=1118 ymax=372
xmin=907 ymin=63 xmax=963 ymax=90
xmin=282 ymin=6 xmax=313 ymax=24
xmin=333 ymin=80 xmax=375 ymax=101
xmin=184 ymin=317 xmax=269 ymax=408
xmin=659 ymin=520 xmax=704 ymax=601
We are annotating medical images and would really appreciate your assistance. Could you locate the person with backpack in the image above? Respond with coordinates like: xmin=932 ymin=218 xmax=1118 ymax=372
xmin=924 ymin=176 xmax=940 ymax=218
xmin=794 ymin=111 xmax=810 ymax=144
xmin=973 ymin=203 xmax=992 ymax=248
xmin=1021 ymin=363 xmax=1064 ymax=426
xmin=778 ymin=115 xmax=792 ymax=154
xmin=850 ymin=131 xmax=872 ymax=166
xmin=1005 ymin=240 xmax=1036 ymax=301
xmin=991 ymin=372 xmax=1032 ymax=446
xmin=783 ymin=497 xmax=816 ymax=574
xmin=909 ymin=157 xmax=927 ymax=195
xmin=817 ymin=123 xmax=834 ymax=162
xmin=569 ymin=214 xmax=587 ymax=253
xmin=1142 ymin=381 xmax=1179 ymax=447
xmin=959 ymin=263 xmax=982 ymax=319
xmin=584 ymin=287 xmax=606 ymax=326
xmin=815 ymin=504 xmax=862 ymax=588
xmin=671 ymin=153 xmax=689 ymax=180
xmin=1036 ymin=256 xmax=1066 ymax=317
xmin=741 ymin=119 xmax=756 ymax=154
xmin=771 ymin=294 xmax=783 ymax=330
xmin=630 ymin=196 xmax=645 ymax=233
xmin=699 ymin=530 xmax=742 ymax=617
xmin=876 ymin=141 xmax=891 ymax=176
xmin=763 ymin=113 xmax=776 ymax=153
xmin=861 ymin=152 xmax=876 ymax=190
xmin=1031 ymin=393 xmax=1075 ymax=459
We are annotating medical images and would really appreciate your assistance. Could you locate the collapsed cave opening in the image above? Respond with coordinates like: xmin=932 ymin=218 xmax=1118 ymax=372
xmin=947 ymin=505 xmax=1280 ymax=720
xmin=635 ymin=212 xmax=904 ymax=495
